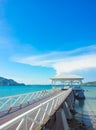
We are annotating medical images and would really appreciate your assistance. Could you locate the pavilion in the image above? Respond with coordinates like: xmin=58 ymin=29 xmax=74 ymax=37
xmin=51 ymin=74 xmax=84 ymax=87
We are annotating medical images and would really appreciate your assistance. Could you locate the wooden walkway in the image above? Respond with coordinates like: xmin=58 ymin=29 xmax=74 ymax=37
xmin=0 ymin=91 xmax=61 ymax=125
xmin=0 ymin=89 xmax=72 ymax=130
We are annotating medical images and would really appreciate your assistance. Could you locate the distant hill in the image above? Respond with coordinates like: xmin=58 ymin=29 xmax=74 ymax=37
xmin=0 ymin=77 xmax=25 ymax=86
xmin=83 ymin=81 xmax=96 ymax=86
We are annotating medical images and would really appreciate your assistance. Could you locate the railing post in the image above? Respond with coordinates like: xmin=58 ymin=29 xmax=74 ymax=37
xmin=48 ymin=100 xmax=54 ymax=115
xmin=40 ymin=103 xmax=49 ymax=124
xmin=23 ymin=116 xmax=27 ymax=130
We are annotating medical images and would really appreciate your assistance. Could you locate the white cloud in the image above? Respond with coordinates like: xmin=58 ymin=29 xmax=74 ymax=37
xmin=12 ymin=45 xmax=96 ymax=75
xmin=53 ymin=54 xmax=96 ymax=74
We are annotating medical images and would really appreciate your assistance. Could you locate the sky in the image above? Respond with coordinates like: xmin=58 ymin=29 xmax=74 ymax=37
xmin=0 ymin=0 xmax=96 ymax=84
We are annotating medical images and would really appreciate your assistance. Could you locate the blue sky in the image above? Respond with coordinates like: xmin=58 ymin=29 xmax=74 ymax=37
xmin=0 ymin=0 xmax=96 ymax=84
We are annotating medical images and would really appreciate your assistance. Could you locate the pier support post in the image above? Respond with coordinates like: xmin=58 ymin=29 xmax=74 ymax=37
xmin=66 ymin=97 xmax=74 ymax=110
xmin=70 ymin=92 xmax=75 ymax=105
xmin=55 ymin=108 xmax=69 ymax=130
xmin=42 ymin=128 xmax=50 ymax=130
xmin=62 ymin=102 xmax=72 ymax=120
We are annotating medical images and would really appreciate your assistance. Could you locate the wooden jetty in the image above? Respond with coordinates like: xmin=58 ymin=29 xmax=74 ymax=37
xmin=0 ymin=88 xmax=75 ymax=130
xmin=0 ymin=74 xmax=84 ymax=130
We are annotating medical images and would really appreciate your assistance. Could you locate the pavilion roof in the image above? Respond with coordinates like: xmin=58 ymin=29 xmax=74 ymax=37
xmin=51 ymin=74 xmax=84 ymax=80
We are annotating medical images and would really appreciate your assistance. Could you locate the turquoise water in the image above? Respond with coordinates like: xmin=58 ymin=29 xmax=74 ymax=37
xmin=75 ymin=86 xmax=96 ymax=129
xmin=75 ymin=86 xmax=96 ymax=115
xmin=0 ymin=85 xmax=52 ymax=97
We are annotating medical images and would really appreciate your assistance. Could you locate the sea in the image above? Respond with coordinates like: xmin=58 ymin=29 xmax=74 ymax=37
xmin=0 ymin=85 xmax=52 ymax=97
xmin=0 ymin=85 xmax=96 ymax=129
xmin=74 ymin=86 xmax=96 ymax=130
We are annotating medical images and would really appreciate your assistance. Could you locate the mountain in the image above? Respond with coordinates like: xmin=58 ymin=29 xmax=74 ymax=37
xmin=83 ymin=81 xmax=96 ymax=86
xmin=0 ymin=77 xmax=25 ymax=86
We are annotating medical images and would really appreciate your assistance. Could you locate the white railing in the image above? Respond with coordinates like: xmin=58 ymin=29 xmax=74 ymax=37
xmin=0 ymin=88 xmax=72 ymax=130
xmin=0 ymin=89 xmax=59 ymax=112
